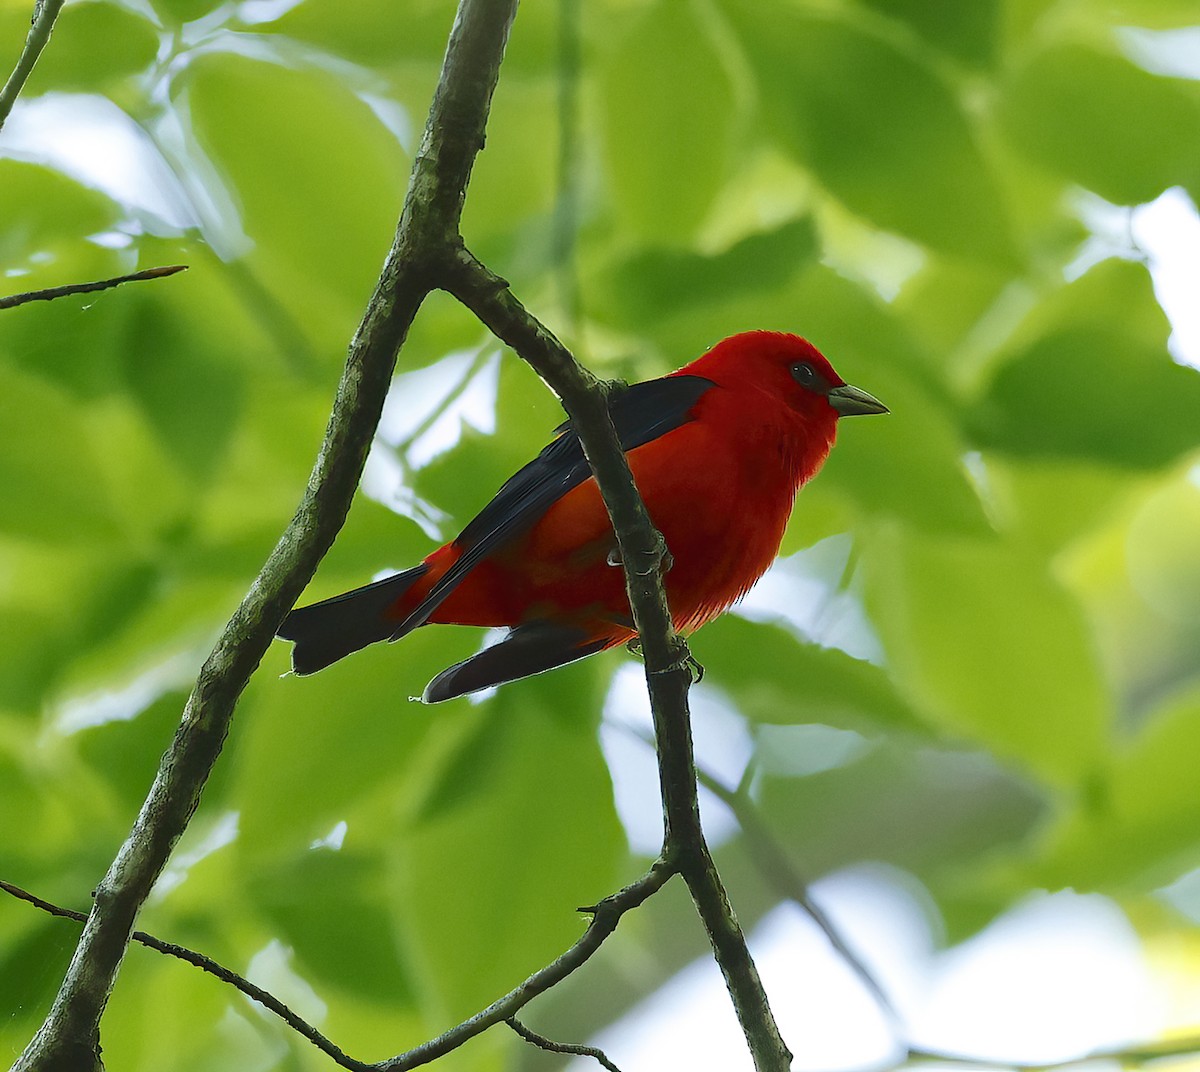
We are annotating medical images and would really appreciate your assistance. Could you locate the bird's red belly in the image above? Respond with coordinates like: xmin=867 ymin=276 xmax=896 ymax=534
xmin=429 ymin=421 xmax=797 ymax=637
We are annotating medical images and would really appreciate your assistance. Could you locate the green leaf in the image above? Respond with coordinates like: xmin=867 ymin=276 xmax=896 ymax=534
xmin=391 ymin=678 xmax=624 ymax=1019
xmin=153 ymin=0 xmax=227 ymax=25
xmin=461 ymin=77 xmax=558 ymax=249
xmin=599 ymin=0 xmax=738 ymax=244
xmin=787 ymin=266 xmax=990 ymax=535
xmin=231 ymin=632 xmax=449 ymax=861
xmin=0 ymin=606 xmax=70 ymax=711
xmin=249 ymin=849 xmax=418 ymax=1001
xmin=119 ymin=295 xmax=245 ymax=481
xmin=411 ymin=425 xmax=524 ymax=537
xmin=999 ymin=43 xmax=1200 ymax=205
xmin=863 ymin=526 xmax=1112 ymax=784
xmin=1036 ymin=682 xmax=1200 ymax=891
xmin=0 ymin=539 xmax=163 ymax=711
xmin=100 ymin=946 xmax=246 ymax=1072
xmin=0 ymin=920 xmax=76 ymax=1032
xmin=269 ymin=0 xmax=455 ymax=67
xmin=85 ymin=394 xmax=192 ymax=542
xmin=182 ymin=53 xmax=408 ymax=354
xmin=1001 ymin=257 xmax=1173 ymax=359
xmin=727 ymin=3 xmax=1013 ymax=261
xmin=893 ymin=260 xmax=1012 ymax=360
xmin=979 ymin=457 xmax=1140 ymax=556
xmin=699 ymin=615 xmax=926 ymax=734
xmin=0 ymin=365 xmax=118 ymax=541
xmin=21 ymin=2 xmax=157 ymax=93
xmin=602 ymin=218 xmax=818 ymax=330
xmin=1079 ymin=0 xmax=1200 ymax=27
xmin=860 ymin=0 xmax=1001 ymax=67
xmin=758 ymin=738 xmax=1044 ymax=891
xmin=0 ymin=161 xmax=116 ymax=264
xmin=75 ymin=689 xmax=192 ymax=812
xmin=969 ymin=328 xmax=1200 ymax=469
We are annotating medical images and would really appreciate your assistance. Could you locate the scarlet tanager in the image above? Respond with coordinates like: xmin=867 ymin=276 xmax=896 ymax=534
xmin=278 ymin=331 xmax=887 ymax=702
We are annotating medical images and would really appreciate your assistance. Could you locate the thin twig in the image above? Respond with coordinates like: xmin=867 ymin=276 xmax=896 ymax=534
xmin=0 ymin=879 xmax=370 ymax=1071
xmin=0 ymin=265 xmax=188 ymax=310
xmin=678 ymin=729 xmax=884 ymax=1052
xmin=693 ymin=761 xmax=903 ymax=1030
xmin=898 ymin=1037 xmax=1200 ymax=1072
xmin=506 ymin=1015 xmax=623 ymax=1072
xmin=0 ymin=879 xmax=89 ymax=927
xmin=379 ymin=863 xmax=675 ymax=1071
xmin=619 ymin=721 xmax=899 ymax=1028
xmin=0 ymin=0 xmax=65 ymax=132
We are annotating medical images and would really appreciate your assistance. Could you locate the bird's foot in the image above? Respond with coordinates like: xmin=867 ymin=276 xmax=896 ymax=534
xmin=677 ymin=651 xmax=705 ymax=684
xmin=598 ymin=377 xmax=630 ymax=403
xmin=607 ymin=536 xmax=673 ymax=576
xmin=626 ymin=637 xmax=704 ymax=684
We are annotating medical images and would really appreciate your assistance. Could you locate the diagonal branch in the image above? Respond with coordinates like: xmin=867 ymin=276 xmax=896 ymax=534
xmin=442 ymin=248 xmax=792 ymax=1072
xmin=697 ymin=763 xmax=900 ymax=1027
xmin=616 ymin=723 xmax=901 ymax=1030
xmin=0 ymin=0 xmax=64 ymax=132
xmin=378 ymin=864 xmax=674 ymax=1070
xmin=0 ymin=879 xmax=372 ymax=1072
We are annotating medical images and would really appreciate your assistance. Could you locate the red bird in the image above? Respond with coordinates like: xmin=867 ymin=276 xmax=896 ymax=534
xmin=278 ymin=331 xmax=886 ymax=702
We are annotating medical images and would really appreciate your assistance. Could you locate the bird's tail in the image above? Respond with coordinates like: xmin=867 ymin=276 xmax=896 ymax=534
xmin=422 ymin=622 xmax=618 ymax=703
xmin=278 ymin=566 xmax=427 ymax=675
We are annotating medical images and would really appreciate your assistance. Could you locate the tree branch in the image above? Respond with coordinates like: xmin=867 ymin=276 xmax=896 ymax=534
xmin=888 ymin=1036 xmax=1200 ymax=1072
xmin=12 ymin=2 xmax=517 ymax=1069
xmin=379 ymin=864 xmax=673 ymax=1070
xmin=0 ymin=879 xmax=371 ymax=1072
xmin=0 ymin=0 xmax=64 ymax=132
xmin=442 ymin=249 xmax=792 ymax=1071
xmin=684 ymin=746 xmax=901 ymax=1029
xmin=506 ymin=1015 xmax=623 ymax=1072
xmin=0 ymin=265 xmax=188 ymax=310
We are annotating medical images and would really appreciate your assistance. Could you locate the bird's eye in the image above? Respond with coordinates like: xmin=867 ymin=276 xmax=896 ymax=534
xmin=791 ymin=362 xmax=817 ymax=388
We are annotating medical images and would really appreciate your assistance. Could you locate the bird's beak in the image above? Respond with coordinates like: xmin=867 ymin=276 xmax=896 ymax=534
xmin=827 ymin=383 xmax=888 ymax=417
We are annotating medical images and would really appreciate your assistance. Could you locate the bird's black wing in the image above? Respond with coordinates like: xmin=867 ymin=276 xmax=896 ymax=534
xmin=389 ymin=373 xmax=715 ymax=638
xmin=421 ymin=621 xmax=614 ymax=702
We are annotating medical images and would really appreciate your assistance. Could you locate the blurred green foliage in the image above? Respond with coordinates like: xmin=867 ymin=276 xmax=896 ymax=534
xmin=1 ymin=0 xmax=1199 ymax=1068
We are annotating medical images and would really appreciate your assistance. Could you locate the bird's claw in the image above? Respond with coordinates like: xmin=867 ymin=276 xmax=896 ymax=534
xmin=599 ymin=377 xmax=630 ymax=403
xmin=633 ymin=534 xmax=672 ymax=576
xmin=626 ymin=638 xmax=704 ymax=684
xmin=608 ymin=537 xmax=673 ymax=576
xmin=675 ymin=651 xmax=705 ymax=684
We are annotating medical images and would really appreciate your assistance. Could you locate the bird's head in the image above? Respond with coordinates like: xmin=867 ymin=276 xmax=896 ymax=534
xmin=689 ymin=331 xmax=889 ymax=423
